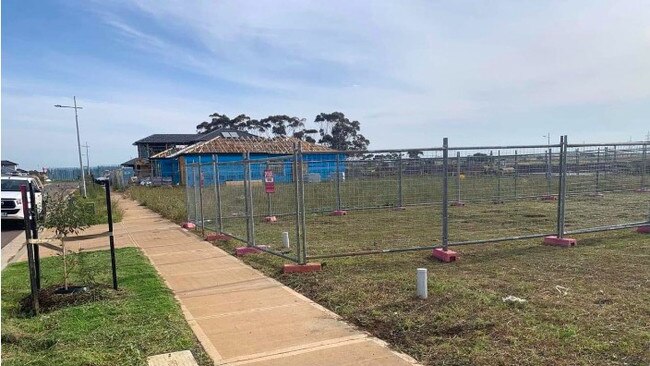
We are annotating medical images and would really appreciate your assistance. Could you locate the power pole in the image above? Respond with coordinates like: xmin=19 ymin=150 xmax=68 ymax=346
xmin=82 ymin=142 xmax=91 ymax=179
xmin=54 ymin=97 xmax=86 ymax=197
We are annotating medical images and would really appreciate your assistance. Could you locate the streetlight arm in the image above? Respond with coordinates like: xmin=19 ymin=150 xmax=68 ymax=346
xmin=54 ymin=105 xmax=83 ymax=109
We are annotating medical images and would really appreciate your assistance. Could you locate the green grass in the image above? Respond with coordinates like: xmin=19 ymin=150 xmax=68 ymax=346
xmin=1 ymin=248 xmax=212 ymax=366
xmin=127 ymin=181 xmax=650 ymax=365
xmin=125 ymin=186 xmax=186 ymax=223
xmin=81 ymin=182 xmax=123 ymax=224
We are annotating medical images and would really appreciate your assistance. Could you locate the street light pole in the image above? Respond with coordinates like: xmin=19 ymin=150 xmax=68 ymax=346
xmin=55 ymin=96 xmax=86 ymax=197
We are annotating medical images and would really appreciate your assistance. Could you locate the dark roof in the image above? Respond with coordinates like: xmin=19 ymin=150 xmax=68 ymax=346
xmin=169 ymin=136 xmax=333 ymax=157
xmin=133 ymin=128 xmax=258 ymax=145
xmin=121 ymin=158 xmax=149 ymax=167
xmin=133 ymin=134 xmax=197 ymax=145
xmin=1 ymin=160 xmax=18 ymax=166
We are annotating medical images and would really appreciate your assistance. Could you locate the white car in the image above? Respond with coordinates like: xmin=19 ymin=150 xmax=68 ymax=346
xmin=1 ymin=176 xmax=44 ymax=222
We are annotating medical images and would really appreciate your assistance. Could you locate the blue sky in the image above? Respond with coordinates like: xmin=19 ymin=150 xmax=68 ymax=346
xmin=2 ymin=0 xmax=650 ymax=169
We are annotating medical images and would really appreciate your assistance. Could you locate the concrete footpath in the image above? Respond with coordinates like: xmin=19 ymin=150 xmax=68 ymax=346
xmin=22 ymin=197 xmax=420 ymax=365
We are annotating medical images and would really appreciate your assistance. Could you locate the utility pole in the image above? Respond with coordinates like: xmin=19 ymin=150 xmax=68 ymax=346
xmin=55 ymin=97 xmax=86 ymax=197
xmin=82 ymin=142 xmax=91 ymax=179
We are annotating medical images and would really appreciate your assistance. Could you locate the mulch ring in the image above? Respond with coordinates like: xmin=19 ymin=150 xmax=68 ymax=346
xmin=19 ymin=284 xmax=119 ymax=314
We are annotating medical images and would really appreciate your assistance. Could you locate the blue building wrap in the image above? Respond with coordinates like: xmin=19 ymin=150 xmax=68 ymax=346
xmin=158 ymin=153 xmax=346 ymax=186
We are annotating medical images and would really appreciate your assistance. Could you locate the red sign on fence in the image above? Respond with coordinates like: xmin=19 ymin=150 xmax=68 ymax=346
xmin=264 ymin=169 xmax=275 ymax=193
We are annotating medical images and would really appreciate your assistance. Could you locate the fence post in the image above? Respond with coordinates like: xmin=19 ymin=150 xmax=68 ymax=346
xmin=545 ymin=135 xmax=576 ymax=246
xmin=641 ymin=144 xmax=647 ymax=191
xmin=442 ymin=138 xmax=449 ymax=250
xmin=397 ymin=153 xmax=404 ymax=208
xmin=266 ymin=161 xmax=273 ymax=218
xmin=603 ymin=146 xmax=610 ymax=191
xmin=184 ymin=163 xmax=192 ymax=223
xmin=556 ymin=136 xmax=568 ymax=238
xmin=335 ymin=153 xmax=342 ymax=211
xmin=456 ymin=152 xmax=462 ymax=204
xmin=212 ymin=154 xmax=223 ymax=233
xmin=197 ymin=160 xmax=205 ymax=238
xmin=496 ymin=150 xmax=502 ymax=204
xmin=192 ymin=163 xmax=199 ymax=226
xmin=575 ymin=148 xmax=580 ymax=177
xmin=613 ymin=145 xmax=618 ymax=175
xmin=433 ymin=138 xmax=457 ymax=262
xmin=243 ymin=152 xmax=256 ymax=247
xmin=546 ymin=148 xmax=553 ymax=197
xmin=293 ymin=145 xmax=302 ymax=262
xmin=514 ymin=150 xmax=518 ymax=199
xmin=596 ymin=147 xmax=601 ymax=193
xmin=298 ymin=143 xmax=308 ymax=264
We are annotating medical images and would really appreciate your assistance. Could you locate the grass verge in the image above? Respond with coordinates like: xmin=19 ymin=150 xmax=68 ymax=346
xmin=1 ymin=248 xmax=212 ymax=366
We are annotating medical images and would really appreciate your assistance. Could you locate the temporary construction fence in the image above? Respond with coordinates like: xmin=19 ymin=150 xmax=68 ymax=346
xmin=185 ymin=137 xmax=650 ymax=266
xmin=108 ymin=167 xmax=134 ymax=190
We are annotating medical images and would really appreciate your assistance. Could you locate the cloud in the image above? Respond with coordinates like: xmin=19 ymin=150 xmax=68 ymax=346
xmin=3 ymin=0 xmax=650 ymax=169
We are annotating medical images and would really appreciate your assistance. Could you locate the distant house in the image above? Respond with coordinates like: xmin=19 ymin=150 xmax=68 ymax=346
xmin=1 ymin=160 xmax=18 ymax=175
xmin=150 ymin=136 xmax=343 ymax=185
xmin=127 ymin=128 xmax=257 ymax=179
xmin=120 ymin=158 xmax=151 ymax=179
xmin=133 ymin=128 xmax=257 ymax=159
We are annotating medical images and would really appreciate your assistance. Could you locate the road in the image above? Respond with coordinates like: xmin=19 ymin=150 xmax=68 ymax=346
xmin=1 ymin=223 xmax=22 ymax=248
xmin=1 ymin=182 xmax=78 ymax=248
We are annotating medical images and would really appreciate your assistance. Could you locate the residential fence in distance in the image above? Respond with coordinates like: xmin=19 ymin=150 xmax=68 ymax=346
xmin=46 ymin=166 xmax=125 ymax=181
xmin=185 ymin=137 xmax=650 ymax=264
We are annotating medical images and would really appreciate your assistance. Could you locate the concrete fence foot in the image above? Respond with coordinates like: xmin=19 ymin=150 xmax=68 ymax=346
xmin=450 ymin=201 xmax=465 ymax=207
xmin=432 ymin=248 xmax=458 ymax=262
xmin=283 ymin=263 xmax=322 ymax=273
xmin=181 ymin=222 xmax=196 ymax=229
xmin=543 ymin=236 xmax=577 ymax=247
xmin=205 ymin=233 xmax=230 ymax=242
xmin=636 ymin=226 xmax=650 ymax=234
xmin=264 ymin=216 xmax=278 ymax=223
xmin=540 ymin=195 xmax=558 ymax=201
xmin=235 ymin=245 xmax=269 ymax=256
xmin=331 ymin=210 xmax=348 ymax=216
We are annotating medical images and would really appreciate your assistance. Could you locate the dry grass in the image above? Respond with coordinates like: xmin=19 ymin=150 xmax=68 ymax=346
xmin=126 ymin=183 xmax=650 ymax=366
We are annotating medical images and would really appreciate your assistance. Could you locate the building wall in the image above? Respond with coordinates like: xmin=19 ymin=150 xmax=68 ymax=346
xmin=137 ymin=143 xmax=178 ymax=158
xmin=156 ymin=153 xmax=345 ymax=186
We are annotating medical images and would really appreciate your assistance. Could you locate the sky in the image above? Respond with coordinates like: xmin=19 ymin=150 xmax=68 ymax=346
xmin=2 ymin=0 xmax=650 ymax=170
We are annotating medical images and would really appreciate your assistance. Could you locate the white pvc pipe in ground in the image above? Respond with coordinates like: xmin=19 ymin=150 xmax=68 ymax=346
xmin=282 ymin=232 xmax=290 ymax=249
xmin=417 ymin=268 xmax=428 ymax=299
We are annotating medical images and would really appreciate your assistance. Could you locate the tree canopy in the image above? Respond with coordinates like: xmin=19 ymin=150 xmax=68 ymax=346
xmin=196 ymin=113 xmax=262 ymax=134
xmin=315 ymin=112 xmax=369 ymax=151
xmin=196 ymin=111 xmax=368 ymax=149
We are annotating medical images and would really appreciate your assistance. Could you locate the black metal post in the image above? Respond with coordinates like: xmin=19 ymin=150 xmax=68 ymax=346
xmin=103 ymin=180 xmax=118 ymax=290
xmin=28 ymin=182 xmax=41 ymax=289
xmin=20 ymin=185 xmax=39 ymax=313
